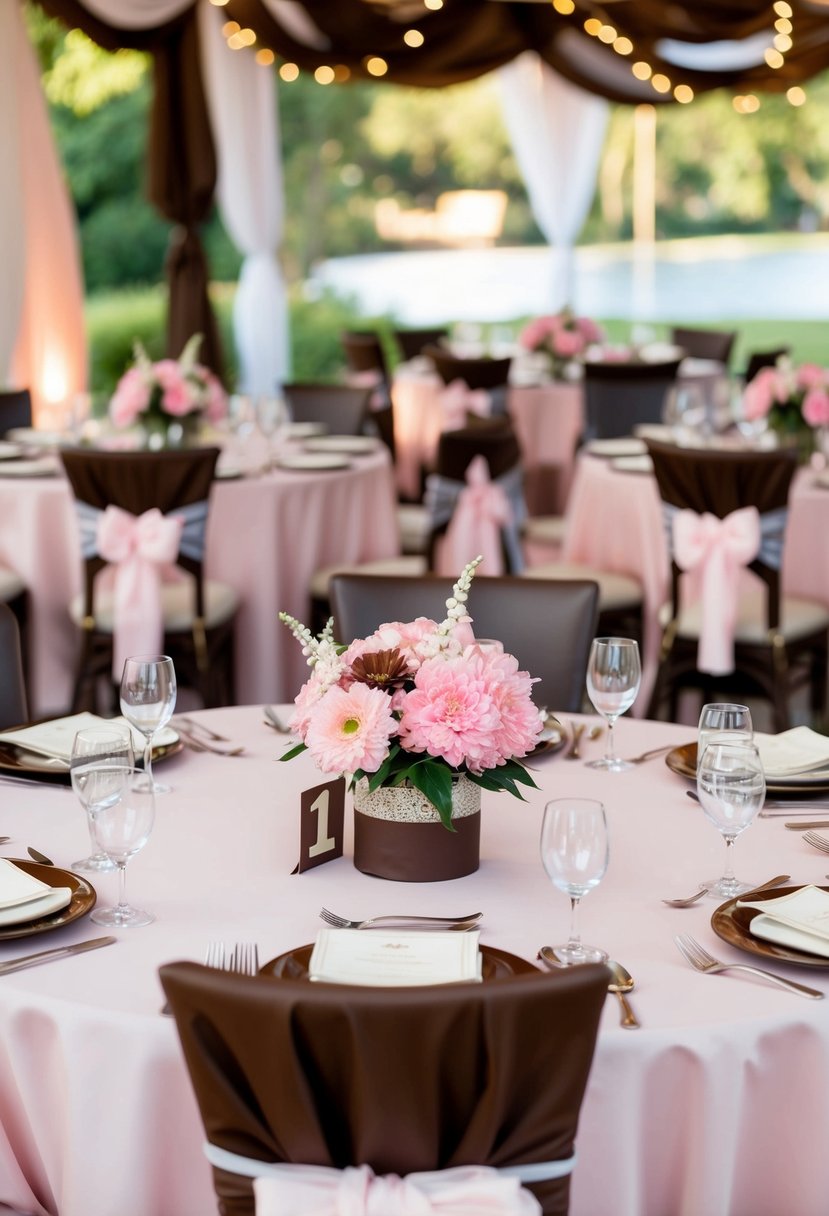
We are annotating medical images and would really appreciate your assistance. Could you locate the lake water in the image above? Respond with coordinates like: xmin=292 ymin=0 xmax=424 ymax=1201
xmin=311 ymin=236 xmax=829 ymax=325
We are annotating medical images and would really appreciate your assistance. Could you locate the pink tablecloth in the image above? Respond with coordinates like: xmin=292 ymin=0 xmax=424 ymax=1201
xmin=2 ymin=706 xmax=829 ymax=1216
xmin=0 ymin=449 xmax=399 ymax=715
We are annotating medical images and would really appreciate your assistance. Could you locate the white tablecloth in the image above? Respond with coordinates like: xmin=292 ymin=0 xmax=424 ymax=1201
xmin=1 ymin=706 xmax=829 ymax=1215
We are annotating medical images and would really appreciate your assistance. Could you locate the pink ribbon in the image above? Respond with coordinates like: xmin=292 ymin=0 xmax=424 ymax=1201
xmin=437 ymin=455 xmax=511 ymax=578
xmin=96 ymin=505 xmax=184 ymax=678
xmin=672 ymin=506 xmax=761 ymax=675
xmin=438 ymin=379 xmax=491 ymax=431
xmin=253 ymin=1163 xmax=542 ymax=1215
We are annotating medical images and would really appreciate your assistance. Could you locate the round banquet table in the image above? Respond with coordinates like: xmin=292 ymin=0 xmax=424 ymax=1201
xmin=0 ymin=446 xmax=399 ymax=716
xmin=2 ymin=706 xmax=829 ymax=1216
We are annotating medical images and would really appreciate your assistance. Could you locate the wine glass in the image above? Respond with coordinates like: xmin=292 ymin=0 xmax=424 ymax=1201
xmin=255 ymin=394 xmax=287 ymax=470
xmin=70 ymin=726 xmax=134 ymax=872
xmin=697 ymin=702 xmax=753 ymax=774
xmin=540 ymin=798 xmax=609 ymax=965
xmin=89 ymin=766 xmax=156 ymax=928
xmin=696 ymin=740 xmax=766 ymax=899
xmin=119 ymin=655 xmax=176 ymax=794
xmin=585 ymin=637 xmax=641 ymax=771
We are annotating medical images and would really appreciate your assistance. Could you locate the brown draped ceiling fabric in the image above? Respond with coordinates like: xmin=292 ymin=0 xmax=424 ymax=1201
xmin=36 ymin=0 xmax=224 ymax=380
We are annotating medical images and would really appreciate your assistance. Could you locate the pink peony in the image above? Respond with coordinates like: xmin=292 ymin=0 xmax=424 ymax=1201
xmin=802 ymin=388 xmax=829 ymax=427
xmin=742 ymin=367 xmax=778 ymax=421
xmin=109 ymin=368 xmax=150 ymax=428
xmin=202 ymin=370 xmax=228 ymax=422
xmin=480 ymin=650 xmax=542 ymax=760
xmin=518 ymin=316 xmax=557 ymax=351
xmin=551 ymin=329 xmax=584 ymax=358
xmin=155 ymin=360 xmax=197 ymax=416
xmin=305 ymin=681 xmax=397 ymax=774
xmin=796 ymin=363 xmax=826 ymax=391
xmin=398 ymin=653 xmax=501 ymax=770
xmin=576 ymin=316 xmax=604 ymax=343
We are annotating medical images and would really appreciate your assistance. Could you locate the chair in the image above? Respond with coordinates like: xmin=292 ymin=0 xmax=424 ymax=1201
xmin=393 ymin=326 xmax=449 ymax=362
xmin=340 ymin=330 xmax=391 ymax=389
xmin=282 ymin=382 xmax=372 ymax=437
xmin=159 ymin=960 xmax=609 ymax=1216
xmin=670 ymin=326 xmax=737 ymax=366
xmin=0 ymin=388 xmax=32 ymax=436
xmin=331 ymin=573 xmax=599 ymax=711
xmin=644 ymin=439 xmax=829 ymax=728
xmin=422 ymin=345 xmax=513 ymax=392
xmin=583 ymin=358 xmax=682 ymax=441
xmin=0 ymin=602 xmax=27 ymax=728
xmin=743 ymin=347 xmax=790 ymax=383
xmin=59 ymin=446 xmax=238 ymax=712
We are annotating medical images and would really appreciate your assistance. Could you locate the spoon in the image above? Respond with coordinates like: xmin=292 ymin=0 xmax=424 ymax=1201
xmin=662 ymin=873 xmax=791 ymax=908
xmin=27 ymin=847 xmax=54 ymax=866
xmin=565 ymin=723 xmax=586 ymax=760
xmin=606 ymin=960 xmax=640 ymax=1028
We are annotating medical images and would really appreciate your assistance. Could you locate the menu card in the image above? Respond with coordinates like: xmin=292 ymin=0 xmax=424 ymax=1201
xmin=739 ymin=885 xmax=829 ymax=958
xmin=308 ymin=928 xmax=482 ymax=986
xmin=0 ymin=712 xmax=178 ymax=764
xmin=753 ymin=727 xmax=829 ymax=779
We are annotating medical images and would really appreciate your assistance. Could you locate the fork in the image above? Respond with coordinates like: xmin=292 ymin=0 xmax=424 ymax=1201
xmin=175 ymin=727 xmax=244 ymax=757
xmin=204 ymin=941 xmax=259 ymax=973
xmin=174 ymin=716 xmax=231 ymax=744
xmin=319 ymin=907 xmax=483 ymax=930
xmin=804 ymin=831 xmax=829 ymax=855
xmin=674 ymin=933 xmax=823 ymax=998
xmin=622 ymin=743 xmax=675 ymax=766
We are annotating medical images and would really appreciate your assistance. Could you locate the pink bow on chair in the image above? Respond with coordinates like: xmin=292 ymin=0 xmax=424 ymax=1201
xmin=672 ymin=506 xmax=761 ymax=675
xmin=437 ymin=455 xmax=511 ymax=578
xmin=439 ymin=379 xmax=491 ymax=431
xmin=254 ymin=1163 xmax=542 ymax=1215
xmin=96 ymin=505 xmax=184 ymax=678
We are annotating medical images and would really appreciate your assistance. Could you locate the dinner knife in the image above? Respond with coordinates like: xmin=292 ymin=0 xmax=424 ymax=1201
xmin=0 ymin=935 xmax=116 ymax=976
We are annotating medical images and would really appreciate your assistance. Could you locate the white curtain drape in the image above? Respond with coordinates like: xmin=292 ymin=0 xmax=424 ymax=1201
xmin=0 ymin=1 xmax=27 ymax=385
xmin=198 ymin=1 xmax=290 ymax=394
xmin=498 ymin=53 xmax=609 ymax=311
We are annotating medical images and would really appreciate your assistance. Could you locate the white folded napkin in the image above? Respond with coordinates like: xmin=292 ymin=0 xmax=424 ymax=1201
xmin=0 ymin=858 xmax=54 ymax=909
xmin=753 ymin=727 xmax=829 ymax=779
xmin=308 ymin=928 xmax=482 ymax=986
xmin=0 ymin=712 xmax=178 ymax=764
xmin=739 ymin=885 xmax=829 ymax=958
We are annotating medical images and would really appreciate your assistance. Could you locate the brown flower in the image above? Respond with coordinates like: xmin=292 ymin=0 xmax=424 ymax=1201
xmin=350 ymin=648 xmax=410 ymax=690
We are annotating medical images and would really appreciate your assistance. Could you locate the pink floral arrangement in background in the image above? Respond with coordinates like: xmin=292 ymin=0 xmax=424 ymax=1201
xmin=742 ymin=357 xmax=829 ymax=432
xmin=109 ymin=334 xmax=227 ymax=430
xmin=518 ymin=307 xmax=604 ymax=378
xmin=279 ymin=557 xmax=541 ymax=829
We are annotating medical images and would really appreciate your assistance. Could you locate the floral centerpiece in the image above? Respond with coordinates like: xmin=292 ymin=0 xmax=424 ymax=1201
xmin=279 ymin=558 xmax=541 ymax=877
xmin=518 ymin=308 xmax=604 ymax=380
xmin=742 ymin=358 xmax=829 ymax=459
xmin=109 ymin=334 xmax=227 ymax=447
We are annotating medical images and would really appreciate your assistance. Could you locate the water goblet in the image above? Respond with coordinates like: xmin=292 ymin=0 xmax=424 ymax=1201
xmin=540 ymin=798 xmax=609 ymax=965
xmin=70 ymin=726 xmax=134 ymax=872
xmin=255 ymin=394 xmax=287 ymax=470
xmin=585 ymin=637 xmax=641 ymax=771
xmin=119 ymin=655 xmax=176 ymax=794
xmin=697 ymin=740 xmax=766 ymax=899
xmin=89 ymin=766 xmax=156 ymax=928
xmin=697 ymin=702 xmax=753 ymax=774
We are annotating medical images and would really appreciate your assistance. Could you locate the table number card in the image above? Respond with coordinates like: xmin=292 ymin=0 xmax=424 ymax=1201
xmin=293 ymin=777 xmax=345 ymax=873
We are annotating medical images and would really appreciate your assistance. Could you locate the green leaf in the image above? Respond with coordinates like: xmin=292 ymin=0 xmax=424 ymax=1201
xmin=278 ymin=741 xmax=307 ymax=762
xmin=407 ymin=761 xmax=456 ymax=831
xmin=367 ymin=743 xmax=403 ymax=791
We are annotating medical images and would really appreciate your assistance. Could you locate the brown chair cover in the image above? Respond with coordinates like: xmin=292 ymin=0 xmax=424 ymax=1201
xmin=159 ymin=961 xmax=609 ymax=1216
xmin=423 ymin=346 xmax=513 ymax=391
xmin=282 ymin=383 xmax=372 ymax=436
xmin=0 ymin=389 xmax=33 ymax=436
xmin=670 ymin=326 xmax=737 ymax=366
xmin=0 ymin=602 xmax=27 ymax=728
xmin=583 ymin=359 xmax=682 ymax=440
xmin=331 ymin=573 xmax=599 ymax=712
xmin=59 ymin=446 xmax=235 ymax=711
xmin=340 ymin=332 xmax=391 ymax=384
xmin=394 ymin=327 xmax=449 ymax=362
xmin=743 ymin=347 xmax=790 ymax=383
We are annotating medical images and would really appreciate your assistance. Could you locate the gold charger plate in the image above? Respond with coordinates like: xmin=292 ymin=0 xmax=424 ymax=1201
xmin=0 ymin=860 xmax=96 ymax=941
xmin=711 ymin=885 xmax=829 ymax=969
xmin=0 ymin=722 xmax=184 ymax=784
xmin=260 ymin=942 xmax=539 ymax=983
xmin=665 ymin=742 xmax=829 ymax=796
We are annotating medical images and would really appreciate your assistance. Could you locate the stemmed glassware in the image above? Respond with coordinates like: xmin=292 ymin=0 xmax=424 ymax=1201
xmin=697 ymin=702 xmax=753 ymax=773
xmin=119 ymin=655 xmax=176 ymax=794
xmin=69 ymin=725 xmax=134 ymax=872
xmin=255 ymin=394 xmax=287 ymax=470
xmin=585 ymin=637 xmax=641 ymax=771
xmin=89 ymin=765 xmax=156 ymax=928
xmin=540 ymin=798 xmax=609 ymax=965
xmin=696 ymin=740 xmax=766 ymax=899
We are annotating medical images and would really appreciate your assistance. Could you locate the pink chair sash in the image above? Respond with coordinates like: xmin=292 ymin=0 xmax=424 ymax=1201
xmin=439 ymin=379 xmax=491 ymax=431
xmin=436 ymin=455 xmax=511 ymax=578
xmin=96 ymin=505 xmax=184 ymax=678
xmin=253 ymin=1163 xmax=541 ymax=1216
xmin=672 ymin=506 xmax=761 ymax=675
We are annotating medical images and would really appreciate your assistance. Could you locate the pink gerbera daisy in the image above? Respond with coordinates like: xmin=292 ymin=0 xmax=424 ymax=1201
xmin=305 ymin=682 xmax=397 ymax=774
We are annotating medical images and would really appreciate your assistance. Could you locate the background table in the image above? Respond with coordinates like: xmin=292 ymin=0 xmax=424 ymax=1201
xmin=2 ymin=706 xmax=829 ymax=1216
xmin=0 ymin=448 xmax=399 ymax=715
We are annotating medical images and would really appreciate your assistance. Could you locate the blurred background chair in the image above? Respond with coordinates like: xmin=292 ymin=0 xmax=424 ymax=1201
xmin=160 ymin=961 xmax=608 ymax=1216
xmin=0 ymin=602 xmax=28 ymax=728
xmin=60 ymin=446 xmax=238 ymax=712
xmin=282 ymin=383 xmax=372 ymax=436
xmin=331 ymin=573 xmax=599 ymax=711
xmin=422 ymin=345 xmax=513 ymax=395
xmin=340 ymin=330 xmax=391 ymax=391
xmin=645 ymin=439 xmax=829 ymax=728
xmin=393 ymin=326 xmax=449 ymax=362
xmin=0 ymin=388 xmax=33 ymax=436
xmin=742 ymin=346 xmax=791 ymax=383
xmin=670 ymin=326 xmax=738 ymax=367
xmin=583 ymin=358 xmax=682 ymax=441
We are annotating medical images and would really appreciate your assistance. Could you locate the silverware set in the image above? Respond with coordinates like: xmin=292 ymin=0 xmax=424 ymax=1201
xmin=205 ymin=941 xmax=260 ymax=974
xmin=662 ymin=873 xmax=790 ymax=909
xmin=172 ymin=717 xmax=245 ymax=756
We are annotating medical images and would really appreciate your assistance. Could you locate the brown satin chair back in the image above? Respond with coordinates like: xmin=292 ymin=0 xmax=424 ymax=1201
xmin=434 ymin=419 xmax=521 ymax=482
xmin=160 ymin=962 xmax=608 ymax=1216
xmin=331 ymin=573 xmax=599 ymax=712
xmin=0 ymin=389 xmax=33 ymax=436
xmin=423 ymin=345 xmax=513 ymax=391
xmin=670 ymin=326 xmax=737 ymax=366
xmin=282 ymin=382 xmax=372 ymax=436
xmin=0 ymin=602 xmax=27 ymax=728
xmin=743 ymin=347 xmax=790 ymax=383
xmin=394 ymin=327 xmax=449 ymax=362
xmin=340 ymin=331 xmax=390 ymax=382
xmin=583 ymin=359 xmax=682 ymax=440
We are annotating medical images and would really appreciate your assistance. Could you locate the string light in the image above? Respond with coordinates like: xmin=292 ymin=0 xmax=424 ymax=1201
xmin=552 ymin=0 xmax=575 ymax=12
xmin=584 ymin=17 xmax=602 ymax=36
xmin=674 ymin=84 xmax=694 ymax=103
xmin=773 ymin=0 xmax=792 ymax=14
xmin=651 ymin=73 xmax=671 ymax=93
xmin=221 ymin=21 xmax=239 ymax=37
xmin=631 ymin=61 xmax=651 ymax=80
xmin=423 ymin=0 xmax=443 ymax=9
xmin=787 ymin=85 xmax=806 ymax=105
xmin=365 ymin=56 xmax=388 ymax=77
xmin=613 ymin=37 xmax=633 ymax=55
xmin=256 ymin=48 xmax=274 ymax=66
xmin=314 ymin=65 xmax=335 ymax=84
xmin=404 ymin=29 xmax=425 ymax=47
xmin=597 ymin=24 xmax=616 ymax=43
xmin=279 ymin=62 xmax=299 ymax=81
